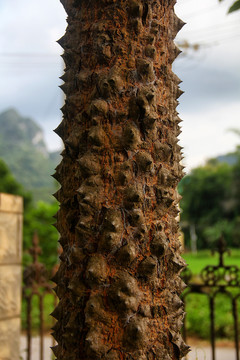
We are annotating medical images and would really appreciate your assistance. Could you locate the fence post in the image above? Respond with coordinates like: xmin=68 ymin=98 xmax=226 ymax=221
xmin=209 ymin=296 xmax=216 ymax=360
xmin=0 ymin=193 xmax=23 ymax=360
xmin=233 ymin=298 xmax=239 ymax=360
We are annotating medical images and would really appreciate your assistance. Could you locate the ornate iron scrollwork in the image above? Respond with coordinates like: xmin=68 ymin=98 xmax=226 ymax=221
xmin=200 ymin=236 xmax=240 ymax=287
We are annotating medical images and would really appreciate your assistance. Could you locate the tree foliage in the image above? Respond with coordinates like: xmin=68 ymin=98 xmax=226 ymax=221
xmin=179 ymin=151 xmax=240 ymax=249
xmin=0 ymin=158 xmax=32 ymax=208
xmin=0 ymin=157 xmax=59 ymax=269
xmin=219 ymin=0 xmax=240 ymax=13
xmin=23 ymin=201 xmax=59 ymax=270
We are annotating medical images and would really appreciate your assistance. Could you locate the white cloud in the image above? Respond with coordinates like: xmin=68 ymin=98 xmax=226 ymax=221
xmin=0 ymin=0 xmax=66 ymax=53
xmin=179 ymin=102 xmax=240 ymax=171
xmin=173 ymin=0 xmax=240 ymax=170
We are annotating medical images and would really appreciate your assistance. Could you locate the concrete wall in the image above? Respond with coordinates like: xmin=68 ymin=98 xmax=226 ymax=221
xmin=0 ymin=193 xmax=23 ymax=360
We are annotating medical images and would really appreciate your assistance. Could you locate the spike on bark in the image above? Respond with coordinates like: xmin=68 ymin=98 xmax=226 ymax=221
xmin=58 ymin=236 xmax=67 ymax=246
xmin=51 ymin=321 xmax=60 ymax=334
xmin=53 ymin=189 xmax=61 ymax=202
xmin=51 ymin=171 xmax=61 ymax=182
xmin=50 ymin=302 xmax=62 ymax=320
xmin=169 ymin=43 xmax=182 ymax=63
xmin=51 ymin=270 xmax=59 ymax=284
xmin=51 ymin=345 xmax=60 ymax=357
xmin=54 ymin=122 xmax=65 ymax=139
xmin=59 ymin=82 xmax=69 ymax=94
xmin=176 ymin=88 xmax=184 ymax=99
xmin=172 ymin=72 xmax=182 ymax=85
xmin=171 ymin=14 xmax=186 ymax=38
xmin=60 ymin=69 xmax=73 ymax=82
xmin=60 ymin=104 xmax=67 ymax=114
xmin=52 ymin=286 xmax=58 ymax=295
xmin=57 ymin=35 xmax=66 ymax=49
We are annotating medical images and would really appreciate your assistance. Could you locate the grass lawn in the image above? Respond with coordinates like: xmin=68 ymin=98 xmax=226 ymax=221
xmin=21 ymin=293 xmax=56 ymax=333
xmin=183 ymin=248 xmax=240 ymax=275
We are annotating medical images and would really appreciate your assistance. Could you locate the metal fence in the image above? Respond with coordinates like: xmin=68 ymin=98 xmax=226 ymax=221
xmin=182 ymin=236 xmax=240 ymax=360
xmin=22 ymin=233 xmax=57 ymax=360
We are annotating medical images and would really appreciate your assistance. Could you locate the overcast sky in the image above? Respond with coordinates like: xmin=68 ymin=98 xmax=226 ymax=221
xmin=0 ymin=0 xmax=240 ymax=172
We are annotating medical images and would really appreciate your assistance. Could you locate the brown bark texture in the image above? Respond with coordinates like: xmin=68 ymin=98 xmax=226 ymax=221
xmin=52 ymin=0 xmax=189 ymax=359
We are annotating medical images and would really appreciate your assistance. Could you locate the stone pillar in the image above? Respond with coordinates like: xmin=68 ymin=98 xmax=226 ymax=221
xmin=0 ymin=193 xmax=23 ymax=360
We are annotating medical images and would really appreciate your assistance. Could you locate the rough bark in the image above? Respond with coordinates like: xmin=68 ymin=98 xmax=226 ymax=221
xmin=52 ymin=0 xmax=189 ymax=359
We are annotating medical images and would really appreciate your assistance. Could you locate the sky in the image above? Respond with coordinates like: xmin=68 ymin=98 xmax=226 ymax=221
xmin=0 ymin=0 xmax=240 ymax=172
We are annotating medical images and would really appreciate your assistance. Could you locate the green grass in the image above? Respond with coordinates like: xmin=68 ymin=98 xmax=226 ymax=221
xmin=183 ymin=249 xmax=240 ymax=275
xmin=184 ymin=293 xmax=240 ymax=339
xmin=21 ymin=293 xmax=56 ymax=333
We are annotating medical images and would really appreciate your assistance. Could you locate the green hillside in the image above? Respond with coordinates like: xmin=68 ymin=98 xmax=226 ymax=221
xmin=0 ymin=108 xmax=61 ymax=202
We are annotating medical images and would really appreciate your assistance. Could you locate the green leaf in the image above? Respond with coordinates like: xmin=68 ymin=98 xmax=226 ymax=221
xmin=228 ymin=0 xmax=240 ymax=12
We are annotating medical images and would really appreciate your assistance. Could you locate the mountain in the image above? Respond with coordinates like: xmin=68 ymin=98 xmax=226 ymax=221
xmin=207 ymin=152 xmax=239 ymax=167
xmin=0 ymin=108 xmax=61 ymax=202
xmin=216 ymin=153 xmax=238 ymax=166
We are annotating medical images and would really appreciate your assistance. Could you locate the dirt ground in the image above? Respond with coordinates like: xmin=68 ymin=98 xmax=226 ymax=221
xmin=20 ymin=336 xmax=237 ymax=360
xmin=186 ymin=338 xmax=237 ymax=360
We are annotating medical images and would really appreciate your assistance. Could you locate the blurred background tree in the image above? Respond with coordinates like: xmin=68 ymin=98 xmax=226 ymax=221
xmin=0 ymin=159 xmax=32 ymax=209
xmin=23 ymin=201 xmax=59 ymax=270
xmin=179 ymin=136 xmax=240 ymax=251
xmin=0 ymin=157 xmax=59 ymax=270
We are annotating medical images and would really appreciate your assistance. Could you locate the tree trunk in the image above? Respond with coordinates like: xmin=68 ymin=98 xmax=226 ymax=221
xmin=52 ymin=0 xmax=189 ymax=359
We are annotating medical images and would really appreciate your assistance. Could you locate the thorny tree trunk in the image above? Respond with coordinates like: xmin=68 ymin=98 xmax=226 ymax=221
xmin=52 ymin=0 xmax=189 ymax=359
